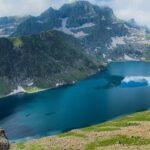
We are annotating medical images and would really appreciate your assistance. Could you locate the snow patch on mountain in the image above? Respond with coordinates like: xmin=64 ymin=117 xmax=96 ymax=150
xmin=107 ymin=59 xmax=112 ymax=62
xmin=55 ymin=18 xmax=94 ymax=38
xmin=74 ymin=31 xmax=88 ymax=38
xmin=27 ymin=82 xmax=34 ymax=87
xmin=70 ymin=22 xmax=95 ymax=30
xmin=0 ymin=34 xmax=9 ymax=37
xmin=106 ymin=27 xmax=111 ymax=30
xmin=124 ymin=55 xmax=136 ymax=61
xmin=56 ymin=82 xmax=64 ymax=87
xmin=109 ymin=36 xmax=126 ymax=49
xmin=56 ymin=18 xmax=73 ymax=36
xmin=103 ymin=54 xmax=106 ymax=58
xmin=0 ymin=24 xmax=21 ymax=37
xmin=9 ymin=86 xmax=25 ymax=95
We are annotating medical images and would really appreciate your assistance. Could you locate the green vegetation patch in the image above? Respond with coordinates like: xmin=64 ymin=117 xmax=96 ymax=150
xmin=15 ymin=143 xmax=62 ymax=150
xmin=26 ymin=145 xmax=45 ymax=150
xmin=82 ymin=121 xmax=140 ymax=132
xmin=11 ymin=38 xmax=23 ymax=48
xmin=58 ymin=131 xmax=87 ymax=138
xmin=16 ymin=144 xmax=45 ymax=150
xmin=16 ymin=142 xmax=25 ymax=149
xmin=100 ymin=121 xmax=140 ymax=128
xmin=125 ymin=111 xmax=150 ymax=121
xmin=85 ymin=135 xmax=150 ymax=150
xmin=0 ymin=80 xmax=9 ymax=95
xmin=82 ymin=126 xmax=120 ymax=132
xmin=61 ymin=69 xmax=88 ymax=83
xmin=24 ymin=86 xmax=43 ymax=93
xmin=110 ymin=110 xmax=150 ymax=122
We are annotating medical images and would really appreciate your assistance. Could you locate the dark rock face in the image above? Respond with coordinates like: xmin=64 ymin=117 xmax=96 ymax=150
xmin=0 ymin=129 xmax=9 ymax=150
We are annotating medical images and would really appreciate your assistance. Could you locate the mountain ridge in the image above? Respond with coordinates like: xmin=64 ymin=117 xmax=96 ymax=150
xmin=11 ymin=1 xmax=150 ymax=61
xmin=0 ymin=1 xmax=150 ymax=96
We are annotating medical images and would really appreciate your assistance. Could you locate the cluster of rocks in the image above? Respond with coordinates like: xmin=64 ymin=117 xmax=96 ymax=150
xmin=0 ymin=129 xmax=9 ymax=150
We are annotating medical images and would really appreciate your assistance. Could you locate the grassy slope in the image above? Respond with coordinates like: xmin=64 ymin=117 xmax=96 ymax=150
xmin=11 ymin=110 xmax=150 ymax=150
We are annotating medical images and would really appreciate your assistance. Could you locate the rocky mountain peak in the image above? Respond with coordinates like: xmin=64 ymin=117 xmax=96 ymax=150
xmin=40 ymin=7 xmax=58 ymax=18
xmin=12 ymin=1 xmax=118 ymax=36
xmin=127 ymin=18 xmax=139 ymax=28
xmin=59 ymin=1 xmax=98 ymax=18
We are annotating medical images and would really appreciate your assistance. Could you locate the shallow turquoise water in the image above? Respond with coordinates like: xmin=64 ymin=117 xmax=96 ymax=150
xmin=0 ymin=61 xmax=150 ymax=142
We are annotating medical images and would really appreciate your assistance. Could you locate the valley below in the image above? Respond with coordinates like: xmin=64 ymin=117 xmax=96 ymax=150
xmin=1 ymin=1 xmax=150 ymax=150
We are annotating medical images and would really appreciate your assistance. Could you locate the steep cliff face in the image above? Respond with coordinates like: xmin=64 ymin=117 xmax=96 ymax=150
xmin=0 ymin=129 xmax=9 ymax=150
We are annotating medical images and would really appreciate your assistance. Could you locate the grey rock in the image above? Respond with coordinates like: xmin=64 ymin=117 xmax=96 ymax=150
xmin=0 ymin=129 xmax=10 ymax=150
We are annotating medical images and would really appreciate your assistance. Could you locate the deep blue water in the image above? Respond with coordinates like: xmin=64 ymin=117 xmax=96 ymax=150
xmin=0 ymin=61 xmax=150 ymax=142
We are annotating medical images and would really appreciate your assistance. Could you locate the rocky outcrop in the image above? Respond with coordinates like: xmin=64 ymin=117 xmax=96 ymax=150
xmin=0 ymin=129 xmax=9 ymax=150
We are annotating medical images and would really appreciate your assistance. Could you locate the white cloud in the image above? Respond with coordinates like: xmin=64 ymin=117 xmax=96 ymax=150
xmin=0 ymin=0 xmax=52 ymax=16
xmin=0 ymin=0 xmax=150 ymax=27
xmin=0 ymin=0 xmax=76 ymax=17
xmin=97 ymin=0 xmax=150 ymax=27
xmin=50 ymin=0 xmax=74 ymax=9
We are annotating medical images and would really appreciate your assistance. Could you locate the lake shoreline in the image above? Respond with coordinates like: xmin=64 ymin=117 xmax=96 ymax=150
xmin=8 ymin=108 xmax=149 ymax=144
xmin=1 ymin=60 xmax=150 ymax=145
xmin=1 ymin=59 xmax=150 ymax=100
xmin=0 ymin=65 xmax=107 ymax=100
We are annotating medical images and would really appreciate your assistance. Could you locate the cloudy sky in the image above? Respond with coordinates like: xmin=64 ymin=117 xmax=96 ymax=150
xmin=0 ymin=0 xmax=150 ymax=27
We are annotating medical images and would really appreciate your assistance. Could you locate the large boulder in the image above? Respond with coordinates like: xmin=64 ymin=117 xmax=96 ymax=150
xmin=0 ymin=128 xmax=9 ymax=150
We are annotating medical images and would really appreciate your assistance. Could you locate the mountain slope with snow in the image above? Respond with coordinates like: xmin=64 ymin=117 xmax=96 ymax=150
xmin=0 ymin=16 xmax=29 ymax=37
xmin=11 ymin=1 xmax=150 ymax=61
xmin=1 ymin=1 xmax=150 ymax=96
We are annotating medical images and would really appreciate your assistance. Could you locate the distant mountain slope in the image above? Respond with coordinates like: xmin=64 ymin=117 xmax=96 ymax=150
xmin=12 ymin=1 xmax=150 ymax=61
xmin=0 ymin=30 xmax=100 ymax=96
xmin=13 ymin=1 xmax=125 ymax=40
xmin=0 ymin=16 xmax=29 ymax=37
